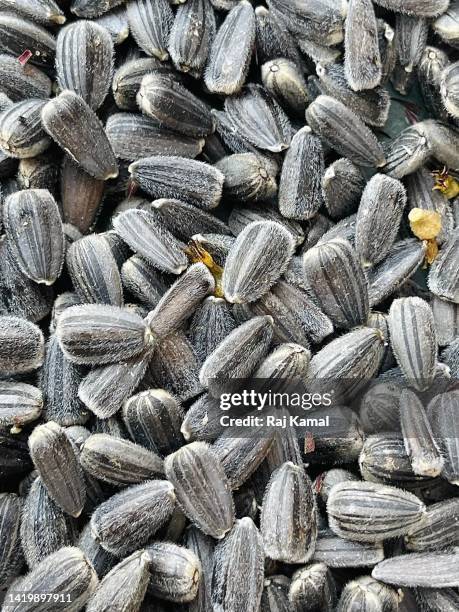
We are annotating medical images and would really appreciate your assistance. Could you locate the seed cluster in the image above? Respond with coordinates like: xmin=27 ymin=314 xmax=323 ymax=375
xmin=0 ymin=0 xmax=459 ymax=610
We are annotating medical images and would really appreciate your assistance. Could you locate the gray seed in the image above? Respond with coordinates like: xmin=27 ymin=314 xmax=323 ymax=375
xmin=0 ymin=315 xmax=44 ymax=374
xmin=317 ymin=63 xmax=390 ymax=128
xmin=50 ymin=293 xmax=81 ymax=333
xmin=372 ymin=0 xmax=449 ymax=17
xmin=278 ymin=127 xmax=324 ymax=220
xmin=60 ymin=156 xmax=104 ymax=234
xmin=189 ymin=296 xmax=237 ymax=362
xmin=400 ymin=388 xmax=443 ymax=477
xmin=17 ymin=153 xmax=59 ymax=192
xmin=336 ymin=577 xmax=397 ymax=612
xmin=368 ymin=239 xmax=427 ymax=307
xmin=298 ymin=37 xmax=342 ymax=66
xmin=415 ymin=587 xmax=459 ymax=612
xmin=261 ymin=462 xmax=317 ymax=564
xmin=223 ymin=221 xmax=295 ymax=304
xmin=210 ymin=0 xmax=241 ymax=9
xmin=418 ymin=46 xmax=450 ymax=122
xmin=95 ymin=7 xmax=129 ymax=45
xmin=121 ymin=256 xmax=168 ymax=309
xmin=313 ymin=529 xmax=384 ymax=568
xmin=316 ymin=213 xmax=356 ymax=248
xmin=254 ymin=342 xmax=311 ymax=387
xmin=261 ymin=58 xmax=310 ymax=118
xmin=164 ymin=441 xmax=235 ymax=539
xmin=145 ymin=542 xmax=201 ymax=603
xmin=28 ymin=421 xmax=86 ymax=517
xmin=355 ymin=174 xmax=407 ymax=268
xmin=327 ymin=481 xmax=426 ymax=542
xmin=129 ymin=155 xmax=224 ymax=210
xmin=315 ymin=469 xmax=360 ymax=505
xmin=395 ymin=15 xmax=428 ymax=73
xmin=372 ymin=551 xmax=459 ymax=588
xmin=0 ymin=493 xmax=23 ymax=589
xmin=289 ymin=562 xmax=337 ymax=612
xmin=181 ymin=393 xmax=226 ymax=443
xmin=127 ymin=0 xmax=173 ymax=60
xmin=86 ymin=549 xmax=150 ymax=612
xmin=434 ymin=2 xmax=459 ymax=45
xmin=0 ymin=381 xmax=42 ymax=429
xmin=255 ymin=6 xmax=302 ymax=68
xmin=0 ymin=99 xmax=50 ymax=158
xmin=212 ymin=108 xmax=261 ymax=156
xmin=80 ymin=433 xmax=164 ymax=486
xmin=377 ymin=18 xmax=397 ymax=85
xmin=123 ymin=388 xmax=184 ymax=455
xmin=212 ymin=517 xmax=264 ymax=612
xmin=224 ymin=84 xmax=291 ymax=153
xmin=112 ymin=57 xmax=171 ymax=111
xmin=0 ymin=0 xmax=65 ymax=26
xmin=71 ymin=0 xmax=124 ymax=18
xmin=0 ymin=53 xmax=51 ymax=102
xmin=78 ymin=349 xmax=151 ymax=419
xmin=56 ymin=21 xmax=114 ymax=111
xmin=216 ymin=153 xmax=278 ymax=203
xmin=169 ymin=0 xmax=215 ymax=77
xmin=77 ymin=523 xmax=117 ymax=579
xmin=383 ymin=123 xmax=431 ymax=179
xmin=322 ymin=158 xmax=365 ymax=219
xmin=306 ymin=95 xmax=386 ymax=168
xmin=41 ymin=90 xmax=118 ymax=180
xmin=57 ymin=304 xmax=151 ymax=366
xmin=0 ymin=13 xmax=55 ymax=67
xmin=205 ymin=1 xmax=255 ymax=95
xmin=345 ymin=0 xmax=382 ymax=91
xmin=405 ymin=498 xmax=459 ymax=552
xmin=228 ymin=205 xmax=304 ymax=246
xmin=185 ymin=526 xmax=215 ymax=612
xmin=388 ymin=297 xmax=437 ymax=391
xmin=3 ymin=547 xmax=98 ymax=612
xmin=20 ymin=476 xmax=76 ymax=569
xmin=432 ymin=296 xmax=459 ymax=346
xmin=428 ymin=229 xmax=459 ymax=303
xmin=359 ymin=382 xmax=401 ymax=434
xmin=90 ymin=480 xmax=176 ymax=556
xmin=67 ymin=235 xmax=123 ymax=306
xmin=40 ymin=335 xmax=88 ymax=426
xmin=427 ymin=391 xmax=459 ymax=485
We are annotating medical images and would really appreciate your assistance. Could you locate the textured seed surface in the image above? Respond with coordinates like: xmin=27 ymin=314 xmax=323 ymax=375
xmin=345 ymin=0 xmax=382 ymax=91
xmin=127 ymin=0 xmax=173 ymax=60
xmin=0 ymin=381 xmax=43 ymax=429
xmin=0 ymin=315 xmax=44 ymax=374
xmin=0 ymin=99 xmax=50 ymax=158
xmin=145 ymin=542 xmax=201 ymax=602
xmin=372 ymin=551 xmax=459 ymax=587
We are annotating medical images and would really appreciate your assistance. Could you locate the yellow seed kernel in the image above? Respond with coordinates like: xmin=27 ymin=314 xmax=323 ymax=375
xmin=408 ymin=208 xmax=442 ymax=241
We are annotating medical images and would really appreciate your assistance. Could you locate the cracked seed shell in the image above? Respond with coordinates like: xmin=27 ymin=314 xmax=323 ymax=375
xmin=0 ymin=99 xmax=50 ymax=158
xmin=127 ymin=0 xmax=173 ymax=60
xmin=0 ymin=315 xmax=44 ymax=374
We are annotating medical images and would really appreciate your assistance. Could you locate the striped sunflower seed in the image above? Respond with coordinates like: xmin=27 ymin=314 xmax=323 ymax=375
xmin=0 ymin=14 xmax=55 ymax=67
xmin=344 ymin=0 xmax=382 ymax=91
xmin=0 ymin=0 xmax=65 ymax=26
xmin=126 ymin=0 xmax=173 ymax=60
xmin=56 ymin=21 xmax=114 ymax=111
xmin=383 ymin=122 xmax=435 ymax=179
xmin=71 ymin=0 xmax=124 ymax=18
xmin=56 ymin=304 xmax=152 ymax=365
xmin=0 ymin=99 xmax=50 ymax=158
xmin=95 ymin=7 xmax=129 ymax=45
xmin=224 ymin=84 xmax=291 ymax=153
xmin=78 ymin=523 xmax=117 ymax=579
xmin=50 ymin=293 xmax=81 ymax=333
xmin=336 ymin=576 xmax=400 ymax=612
xmin=184 ymin=526 xmax=215 ymax=612
xmin=278 ymin=127 xmax=324 ymax=220
xmin=3 ymin=547 xmax=98 ymax=612
xmin=305 ymin=95 xmax=386 ymax=167
xmin=0 ymin=381 xmax=43 ymax=430
xmin=228 ymin=204 xmax=304 ymax=246
xmin=373 ymin=0 xmax=449 ymax=17
xmin=254 ymin=6 xmax=302 ymax=67
xmin=400 ymin=388 xmax=443 ymax=477
xmin=261 ymin=462 xmax=317 ymax=564
xmin=145 ymin=542 xmax=201 ymax=603
xmin=254 ymin=342 xmax=311 ymax=386
xmin=91 ymin=480 xmax=176 ymax=556
xmin=289 ymin=562 xmax=337 ymax=612
xmin=316 ymin=214 xmax=356 ymax=248
xmin=204 ymin=1 xmax=255 ymax=95
xmin=261 ymin=58 xmax=310 ymax=118
xmin=395 ymin=15 xmax=428 ymax=73
xmin=432 ymin=296 xmax=459 ymax=346
xmin=28 ymin=421 xmax=86 ymax=517
xmin=216 ymin=153 xmax=278 ymax=204
xmin=20 ymin=476 xmax=76 ymax=569
xmin=427 ymin=391 xmax=459 ymax=485
xmin=327 ymin=481 xmax=426 ymax=542
xmin=303 ymin=238 xmax=369 ymax=329
xmin=164 ymin=441 xmax=235 ymax=539
xmin=129 ymin=156 xmax=224 ymax=210
xmin=121 ymin=256 xmax=168 ymax=309
xmin=41 ymin=336 xmax=88 ymax=427
xmin=0 ymin=493 xmax=22 ymax=590
xmin=41 ymin=90 xmax=118 ymax=180
xmin=67 ymin=235 xmax=123 ymax=306
xmin=180 ymin=393 xmax=225 ymax=443
xmin=212 ymin=517 xmax=264 ymax=612
xmin=434 ymin=3 xmax=459 ymax=45
xmin=372 ymin=551 xmax=459 ymax=588
xmin=123 ymin=389 xmax=183 ymax=455
xmin=322 ymin=158 xmax=365 ymax=219
xmin=313 ymin=529 xmax=384 ymax=568
xmin=0 ymin=315 xmax=44 ymax=374
xmin=86 ymin=550 xmax=150 ymax=612
xmin=359 ymin=382 xmax=401 ymax=434
xmin=112 ymin=57 xmax=171 ymax=111
xmin=405 ymin=498 xmax=459 ymax=552
xmin=223 ymin=221 xmax=295 ymax=304
xmin=355 ymin=174 xmax=407 ymax=268
xmin=0 ymin=53 xmax=52 ymax=101
xmin=17 ymin=153 xmax=59 ymax=192
xmin=388 ymin=297 xmax=438 ymax=391
xmin=415 ymin=587 xmax=459 ymax=612
xmin=418 ymin=46 xmax=450 ymax=121
xmin=428 ymin=230 xmax=459 ymax=303
xmin=60 ymin=156 xmax=104 ymax=234
xmin=189 ymin=296 xmax=237 ymax=362
xmin=315 ymin=469 xmax=360 ymax=506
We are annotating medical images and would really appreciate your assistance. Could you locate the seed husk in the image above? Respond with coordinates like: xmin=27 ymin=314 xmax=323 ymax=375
xmin=0 ymin=53 xmax=52 ymax=101
xmin=289 ymin=562 xmax=337 ymax=612
xmin=359 ymin=382 xmax=401 ymax=434
xmin=261 ymin=58 xmax=310 ymax=117
xmin=112 ymin=57 xmax=171 ymax=110
xmin=216 ymin=153 xmax=278 ymax=204
xmin=71 ymin=0 xmax=124 ymax=18
xmin=372 ymin=551 xmax=459 ymax=588
xmin=427 ymin=391 xmax=459 ymax=485
xmin=0 ymin=0 xmax=65 ymax=26
xmin=127 ymin=0 xmax=173 ymax=60
xmin=0 ymin=99 xmax=50 ymax=158
xmin=60 ymin=156 xmax=104 ymax=234
xmin=322 ymin=158 xmax=365 ymax=219
xmin=180 ymin=393 xmax=226 ymax=443
xmin=0 ymin=493 xmax=23 ymax=589
xmin=428 ymin=230 xmax=459 ymax=304
xmin=0 ymin=315 xmax=44 ymax=374
xmin=415 ymin=587 xmax=459 ymax=612
xmin=313 ymin=529 xmax=385 ymax=568
xmin=254 ymin=6 xmax=302 ymax=68
xmin=228 ymin=204 xmax=304 ymax=246
xmin=0 ymin=381 xmax=42 ymax=430
xmin=372 ymin=0 xmax=449 ymax=18
xmin=395 ymin=15 xmax=428 ymax=74
xmin=184 ymin=526 xmax=215 ymax=612
xmin=405 ymin=498 xmax=459 ymax=552
xmin=95 ymin=7 xmax=129 ymax=45
xmin=189 ymin=296 xmax=237 ymax=362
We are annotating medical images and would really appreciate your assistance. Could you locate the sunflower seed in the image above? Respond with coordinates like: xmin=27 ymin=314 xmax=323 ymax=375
xmin=3 ymin=547 xmax=98 ymax=612
xmin=20 ymin=476 xmax=76 ymax=569
xmin=205 ymin=1 xmax=255 ymax=95
xmin=315 ymin=469 xmax=360 ymax=505
xmin=327 ymin=481 xmax=426 ymax=542
xmin=95 ymin=7 xmax=129 ymax=45
xmin=0 ymin=0 xmax=65 ymax=26
xmin=41 ymin=91 xmax=118 ymax=180
xmin=56 ymin=21 xmax=114 ymax=111
xmin=91 ymin=480 xmax=175 ymax=556
xmin=224 ymin=84 xmax=291 ymax=153
xmin=0 ymin=98 xmax=50 ymax=159
xmin=306 ymin=95 xmax=386 ymax=167
xmin=418 ymin=46 xmax=450 ymax=121
xmin=60 ymin=157 xmax=104 ymax=233
xmin=17 ymin=153 xmax=59 ymax=192
xmin=372 ymin=0 xmax=449 ymax=18
xmin=415 ymin=587 xmax=459 ymax=612
xmin=336 ymin=576 xmax=399 ymax=612
xmin=168 ymin=0 xmax=215 ymax=77
xmin=432 ymin=296 xmax=459 ymax=348
xmin=254 ymin=6 xmax=302 ymax=67
xmin=78 ymin=523 xmax=117 ymax=579
xmin=372 ymin=551 xmax=459 ymax=588
xmin=223 ymin=221 xmax=295 ymax=304
xmin=127 ymin=0 xmax=173 ymax=60
xmin=0 ymin=315 xmax=44 ymax=374
xmin=228 ymin=204 xmax=304 ymax=246
xmin=427 ymin=391 xmax=459 ymax=485
xmin=71 ymin=0 xmax=124 ymax=17
xmin=129 ymin=156 xmax=224 ymax=210
xmin=28 ymin=421 xmax=86 ymax=517
xmin=0 ymin=15 xmax=54 ymax=67
xmin=355 ymin=174 xmax=406 ymax=268
xmin=344 ymin=0 xmax=381 ymax=91
xmin=112 ymin=57 xmax=171 ymax=111
xmin=212 ymin=517 xmax=264 ymax=612
xmin=321 ymin=158 xmax=364 ymax=220
xmin=0 ymin=380 xmax=42 ymax=430
xmin=120 ymin=256 xmax=167 ymax=309
xmin=405 ymin=498 xmax=459 ymax=552
xmin=434 ymin=3 xmax=459 ymax=45
xmin=189 ymin=297 xmax=236 ymax=362
xmin=216 ymin=153 xmax=278 ymax=204
xmin=383 ymin=125 xmax=428 ymax=178
xmin=122 ymin=389 xmax=183 ymax=455
xmin=181 ymin=393 xmax=225 ymax=443
xmin=395 ymin=15 xmax=428 ymax=73
xmin=316 ymin=214 xmax=356 ymax=247
xmin=289 ymin=562 xmax=337 ymax=612
xmin=165 ymin=441 xmax=235 ymax=539
xmin=314 ymin=529 xmax=385 ymax=568
xmin=184 ymin=526 xmax=215 ymax=612
xmin=428 ymin=230 xmax=459 ymax=303
xmin=87 ymin=549 xmax=150 ymax=612
xmin=359 ymin=382 xmax=401 ymax=434
xmin=261 ymin=59 xmax=309 ymax=118
xmin=299 ymin=38 xmax=342 ymax=66
xmin=0 ymin=493 xmax=22 ymax=589
xmin=0 ymin=53 xmax=52 ymax=101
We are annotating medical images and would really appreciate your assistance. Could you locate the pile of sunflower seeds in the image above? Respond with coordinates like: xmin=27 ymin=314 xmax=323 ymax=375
xmin=1 ymin=0 xmax=459 ymax=609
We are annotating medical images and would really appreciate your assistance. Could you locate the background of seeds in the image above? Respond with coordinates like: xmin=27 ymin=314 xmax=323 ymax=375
xmin=0 ymin=0 xmax=459 ymax=610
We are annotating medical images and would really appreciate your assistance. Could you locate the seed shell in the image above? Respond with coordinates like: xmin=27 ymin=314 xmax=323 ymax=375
xmin=95 ymin=7 xmax=129 ymax=45
xmin=126 ymin=0 xmax=173 ymax=60
xmin=0 ymin=381 xmax=42 ymax=429
xmin=121 ymin=256 xmax=168 ymax=309
xmin=0 ymin=99 xmax=50 ymax=158
xmin=405 ymin=498 xmax=459 ymax=552
xmin=216 ymin=153 xmax=278 ymax=204
xmin=0 ymin=0 xmax=65 ymax=26
xmin=289 ymin=562 xmax=337 ymax=612
xmin=428 ymin=391 xmax=459 ymax=485
xmin=254 ymin=6 xmax=302 ymax=67
xmin=428 ymin=230 xmax=459 ymax=303
xmin=313 ymin=529 xmax=385 ymax=568
xmin=71 ymin=0 xmax=124 ymax=18
xmin=359 ymin=382 xmax=401 ymax=434
xmin=145 ymin=542 xmax=201 ymax=603
xmin=0 ymin=315 xmax=44 ymax=374
xmin=261 ymin=58 xmax=310 ymax=118
xmin=395 ymin=15 xmax=428 ymax=73
xmin=372 ymin=0 xmax=449 ymax=18
xmin=322 ymin=158 xmax=365 ymax=219
xmin=372 ymin=551 xmax=459 ymax=588
xmin=0 ymin=493 xmax=23 ymax=589
xmin=228 ymin=204 xmax=304 ymax=246
xmin=415 ymin=587 xmax=459 ymax=612
xmin=0 ymin=53 xmax=52 ymax=102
